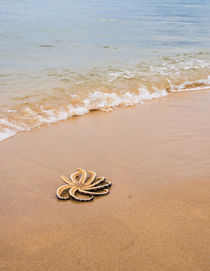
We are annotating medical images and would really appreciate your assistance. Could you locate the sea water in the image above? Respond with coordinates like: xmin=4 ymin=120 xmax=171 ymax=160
xmin=0 ymin=0 xmax=210 ymax=141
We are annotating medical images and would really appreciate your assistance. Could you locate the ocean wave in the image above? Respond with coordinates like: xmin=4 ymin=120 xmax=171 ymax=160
xmin=0 ymin=57 xmax=210 ymax=142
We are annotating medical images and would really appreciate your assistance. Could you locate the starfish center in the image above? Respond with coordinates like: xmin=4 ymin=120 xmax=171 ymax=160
xmin=75 ymin=183 xmax=83 ymax=188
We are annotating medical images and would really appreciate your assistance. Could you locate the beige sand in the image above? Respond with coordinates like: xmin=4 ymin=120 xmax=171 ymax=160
xmin=0 ymin=90 xmax=210 ymax=271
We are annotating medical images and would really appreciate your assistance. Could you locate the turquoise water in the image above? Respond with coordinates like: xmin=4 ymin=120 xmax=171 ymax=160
xmin=1 ymin=0 xmax=210 ymax=70
xmin=0 ymin=0 xmax=210 ymax=140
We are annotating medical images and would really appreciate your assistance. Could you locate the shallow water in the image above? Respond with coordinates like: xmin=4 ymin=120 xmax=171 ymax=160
xmin=0 ymin=0 xmax=210 ymax=140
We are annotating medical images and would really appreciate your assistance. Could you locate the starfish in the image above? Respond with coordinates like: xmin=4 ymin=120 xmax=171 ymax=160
xmin=56 ymin=168 xmax=112 ymax=202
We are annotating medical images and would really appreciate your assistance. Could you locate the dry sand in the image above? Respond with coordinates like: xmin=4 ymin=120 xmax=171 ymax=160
xmin=0 ymin=90 xmax=210 ymax=271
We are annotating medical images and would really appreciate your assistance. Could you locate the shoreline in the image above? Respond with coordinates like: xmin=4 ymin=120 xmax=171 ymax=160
xmin=0 ymin=90 xmax=210 ymax=270
xmin=1 ymin=88 xmax=210 ymax=143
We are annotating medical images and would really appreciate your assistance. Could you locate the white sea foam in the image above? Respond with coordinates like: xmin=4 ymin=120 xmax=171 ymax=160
xmin=0 ymin=118 xmax=27 ymax=131
xmin=0 ymin=87 xmax=172 ymax=142
xmin=108 ymin=70 xmax=139 ymax=82
xmin=0 ymin=128 xmax=17 ymax=141
xmin=1 ymin=59 xmax=210 ymax=142
xmin=170 ymin=76 xmax=210 ymax=92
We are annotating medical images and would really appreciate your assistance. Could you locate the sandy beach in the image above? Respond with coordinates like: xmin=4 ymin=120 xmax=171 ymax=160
xmin=0 ymin=90 xmax=210 ymax=271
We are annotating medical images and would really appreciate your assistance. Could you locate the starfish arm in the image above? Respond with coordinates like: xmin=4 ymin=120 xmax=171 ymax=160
xmin=86 ymin=181 xmax=112 ymax=191
xmin=60 ymin=175 xmax=75 ymax=185
xmin=85 ymin=177 xmax=105 ymax=188
xmin=85 ymin=170 xmax=97 ymax=185
xmin=56 ymin=184 xmax=71 ymax=200
xmin=76 ymin=168 xmax=87 ymax=184
xmin=79 ymin=188 xmax=109 ymax=196
xmin=69 ymin=187 xmax=93 ymax=202
xmin=70 ymin=171 xmax=81 ymax=184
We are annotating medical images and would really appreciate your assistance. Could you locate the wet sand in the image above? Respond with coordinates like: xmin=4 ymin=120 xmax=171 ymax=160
xmin=0 ymin=90 xmax=210 ymax=271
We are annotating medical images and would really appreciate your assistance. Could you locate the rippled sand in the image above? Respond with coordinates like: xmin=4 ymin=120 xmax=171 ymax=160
xmin=0 ymin=90 xmax=209 ymax=271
